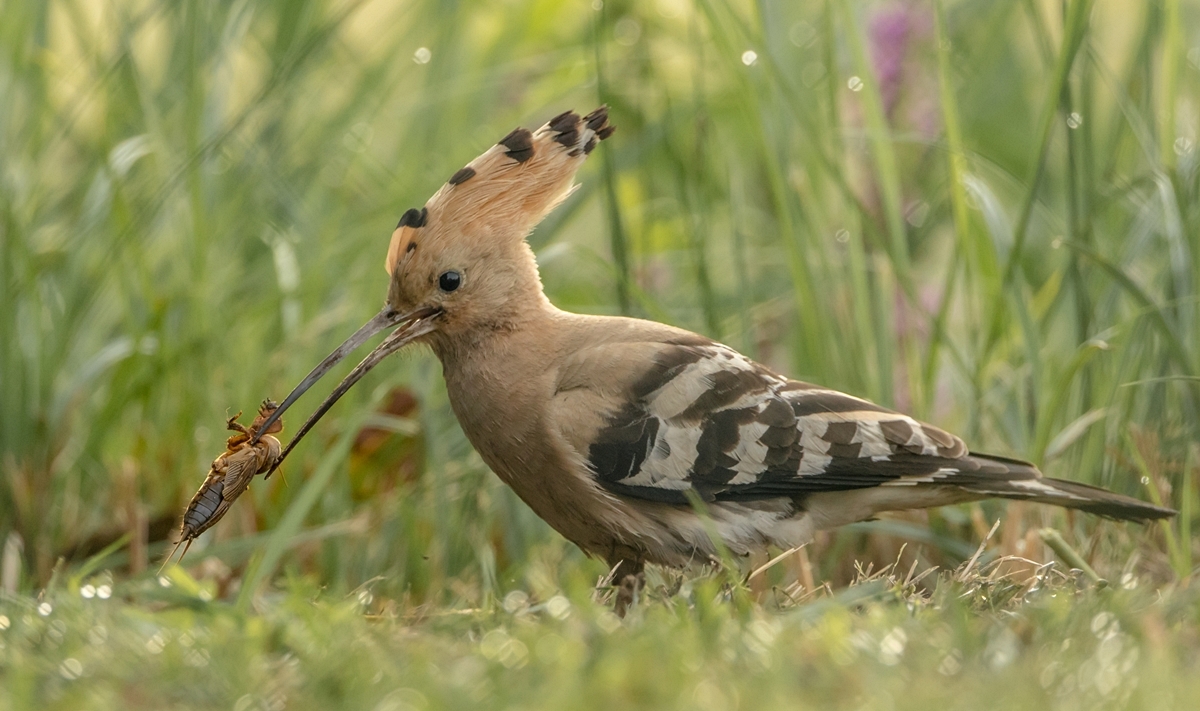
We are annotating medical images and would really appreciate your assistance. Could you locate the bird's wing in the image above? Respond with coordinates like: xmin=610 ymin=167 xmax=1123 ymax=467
xmin=552 ymin=339 xmax=1012 ymax=505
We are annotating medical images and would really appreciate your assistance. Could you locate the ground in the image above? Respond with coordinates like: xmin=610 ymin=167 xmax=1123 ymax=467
xmin=2 ymin=557 xmax=1198 ymax=710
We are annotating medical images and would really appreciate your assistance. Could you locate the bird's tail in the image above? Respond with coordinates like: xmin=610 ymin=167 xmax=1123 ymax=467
xmin=957 ymin=453 xmax=1176 ymax=522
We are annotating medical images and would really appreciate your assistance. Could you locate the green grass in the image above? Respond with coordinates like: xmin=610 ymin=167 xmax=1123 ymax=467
xmin=4 ymin=561 xmax=1200 ymax=709
xmin=2 ymin=0 xmax=1199 ymax=706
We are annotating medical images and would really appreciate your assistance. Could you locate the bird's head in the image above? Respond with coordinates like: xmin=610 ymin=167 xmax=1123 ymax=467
xmin=251 ymin=107 xmax=614 ymax=466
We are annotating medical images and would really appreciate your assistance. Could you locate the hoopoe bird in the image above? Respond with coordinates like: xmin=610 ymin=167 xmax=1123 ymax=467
xmin=253 ymin=107 xmax=1174 ymax=609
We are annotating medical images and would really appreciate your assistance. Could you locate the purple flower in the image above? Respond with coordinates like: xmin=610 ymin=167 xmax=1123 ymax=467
xmin=868 ymin=3 xmax=929 ymax=118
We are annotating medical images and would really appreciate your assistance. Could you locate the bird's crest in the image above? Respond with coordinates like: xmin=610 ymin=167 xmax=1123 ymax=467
xmin=386 ymin=107 xmax=614 ymax=276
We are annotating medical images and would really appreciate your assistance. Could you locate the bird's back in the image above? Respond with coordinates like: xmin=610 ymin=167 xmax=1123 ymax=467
xmin=436 ymin=306 xmax=1173 ymax=568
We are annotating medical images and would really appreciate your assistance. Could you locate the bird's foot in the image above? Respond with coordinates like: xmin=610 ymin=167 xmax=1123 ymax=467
xmin=613 ymin=571 xmax=645 ymax=618
xmin=604 ymin=559 xmax=645 ymax=617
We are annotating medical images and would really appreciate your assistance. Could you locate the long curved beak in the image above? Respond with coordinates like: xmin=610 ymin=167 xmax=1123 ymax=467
xmin=252 ymin=305 xmax=442 ymax=475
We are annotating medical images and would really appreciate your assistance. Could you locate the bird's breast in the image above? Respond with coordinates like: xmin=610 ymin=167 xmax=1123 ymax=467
xmin=436 ymin=344 xmax=638 ymax=555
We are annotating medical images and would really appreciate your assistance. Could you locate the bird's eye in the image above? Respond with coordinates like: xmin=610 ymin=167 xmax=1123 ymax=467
xmin=438 ymin=270 xmax=462 ymax=292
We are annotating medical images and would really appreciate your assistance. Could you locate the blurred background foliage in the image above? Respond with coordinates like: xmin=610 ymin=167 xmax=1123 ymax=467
xmin=1 ymin=0 xmax=1198 ymax=603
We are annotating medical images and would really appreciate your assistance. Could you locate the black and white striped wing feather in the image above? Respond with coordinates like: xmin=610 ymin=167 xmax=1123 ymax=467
xmin=584 ymin=342 xmax=988 ymax=505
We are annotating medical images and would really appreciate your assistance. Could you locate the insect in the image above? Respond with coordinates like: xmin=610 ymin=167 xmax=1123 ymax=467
xmin=159 ymin=400 xmax=284 ymax=572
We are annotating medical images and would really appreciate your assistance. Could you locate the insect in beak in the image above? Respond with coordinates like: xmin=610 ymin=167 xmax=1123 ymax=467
xmin=252 ymin=304 xmax=442 ymax=475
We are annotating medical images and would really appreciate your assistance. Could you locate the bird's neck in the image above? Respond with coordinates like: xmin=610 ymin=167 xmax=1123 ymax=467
xmin=430 ymin=291 xmax=566 ymax=485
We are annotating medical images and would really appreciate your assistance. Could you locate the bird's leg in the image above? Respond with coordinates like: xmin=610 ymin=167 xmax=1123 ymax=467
xmin=609 ymin=559 xmax=645 ymax=618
